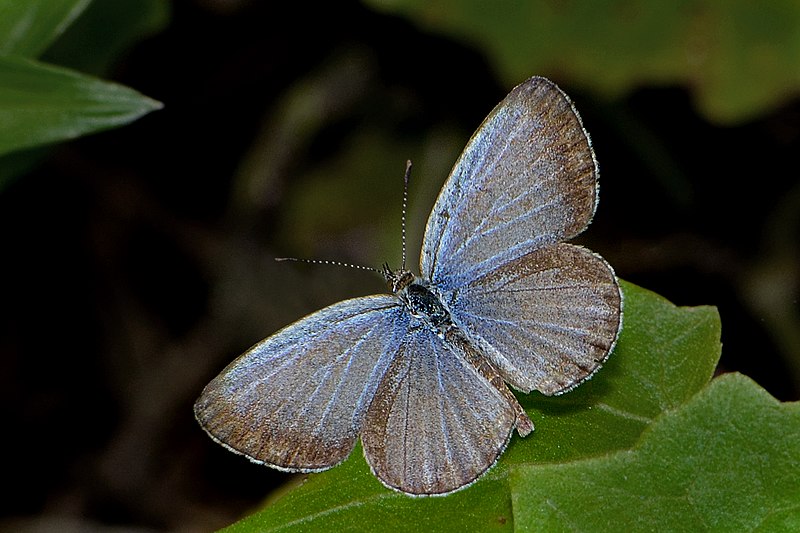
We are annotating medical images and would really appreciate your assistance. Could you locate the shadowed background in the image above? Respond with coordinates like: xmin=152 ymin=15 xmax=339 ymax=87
xmin=1 ymin=0 xmax=799 ymax=531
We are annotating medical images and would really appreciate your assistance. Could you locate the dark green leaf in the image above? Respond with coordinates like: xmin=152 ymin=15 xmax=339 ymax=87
xmin=43 ymin=0 xmax=170 ymax=76
xmin=0 ymin=0 xmax=90 ymax=57
xmin=0 ymin=54 xmax=162 ymax=157
xmin=510 ymin=373 xmax=800 ymax=531
xmin=0 ymin=146 xmax=50 ymax=191
xmin=224 ymin=446 xmax=515 ymax=533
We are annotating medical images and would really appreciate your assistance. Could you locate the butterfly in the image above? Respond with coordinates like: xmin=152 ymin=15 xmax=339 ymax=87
xmin=194 ymin=76 xmax=623 ymax=496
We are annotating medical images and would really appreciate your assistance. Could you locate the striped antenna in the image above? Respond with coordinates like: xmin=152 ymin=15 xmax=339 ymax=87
xmin=401 ymin=160 xmax=412 ymax=271
xmin=274 ymin=257 xmax=379 ymax=273
xmin=275 ymin=160 xmax=413 ymax=275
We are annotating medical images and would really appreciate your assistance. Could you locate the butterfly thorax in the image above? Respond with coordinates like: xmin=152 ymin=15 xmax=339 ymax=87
xmin=403 ymin=282 xmax=452 ymax=329
xmin=384 ymin=264 xmax=453 ymax=335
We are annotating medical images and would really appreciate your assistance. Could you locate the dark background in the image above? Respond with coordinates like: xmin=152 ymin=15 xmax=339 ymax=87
xmin=2 ymin=1 xmax=799 ymax=531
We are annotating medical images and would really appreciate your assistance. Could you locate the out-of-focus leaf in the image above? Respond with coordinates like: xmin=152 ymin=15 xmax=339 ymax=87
xmin=365 ymin=0 xmax=800 ymax=123
xmin=0 ymin=0 xmax=90 ymax=57
xmin=510 ymin=373 xmax=800 ymax=531
xmin=0 ymin=54 xmax=162 ymax=157
xmin=43 ymin=0 xmax=170 ymax=76
xmin=214 ymin=282 xmax=722 ymax=532
xmin=0 ymin=147 xmax=49 ymax=192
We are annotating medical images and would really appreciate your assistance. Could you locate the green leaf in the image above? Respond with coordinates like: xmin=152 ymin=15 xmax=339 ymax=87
xmin=0 ymin=146 xmax=49 ymax=191
xmin=510 ymin=373 xmax=800 ymax=532
xmin=511 ymin=279 xmax=721 ymax=463
xmin=0 ymin=0 xmax=90 ymax=57
xmin=364 ymin=0 xmax=800 ymax=124
xmin=224 ymin=446 xmax=516 ymax=533
xmin=0 ymin=54 xmax=162 ymax=157
xmin=219 ymin=281 xmax=722 ymax=532
xmin=43 ymin=0 xmax=170 ymax=76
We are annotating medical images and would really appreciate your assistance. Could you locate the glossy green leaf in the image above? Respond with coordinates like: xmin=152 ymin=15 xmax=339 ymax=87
xmin=364 ymin=0 xmax=800 ymax=124
xmin=220 ymin=281 xmax=722 ymax=532
xmin=510 ymin=373 xmax=800 ymax=531
xmin=0 ymin=0 xmax=90 ymax=57
xmin=0 ymin=54 xmax=162 ymax=157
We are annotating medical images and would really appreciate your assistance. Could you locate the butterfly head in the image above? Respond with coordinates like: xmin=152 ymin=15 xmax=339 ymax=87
xmin=382 ymin=263 xmax=415 ymax=294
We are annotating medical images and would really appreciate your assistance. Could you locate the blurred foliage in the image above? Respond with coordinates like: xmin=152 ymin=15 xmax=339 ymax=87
xmin=365 ymin=0 xmax=800 ymax=124
xmin=0 ymin=0 xmax=166 ymax=189
xmin=0 ymin=0 xmax=90 ymax=57
xmin=42 ymin=0 xmax=169 ymax=75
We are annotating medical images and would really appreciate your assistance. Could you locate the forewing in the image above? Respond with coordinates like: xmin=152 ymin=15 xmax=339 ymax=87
xmin=361 ymin=326 xmax=517 ymax=495
xmin=194 ymin=295 xmax=404 ymax=472
xmin=421 ymin=76 xmax=598 ymax=289
xmin=447 ymin=243 xmax=622 ymax=396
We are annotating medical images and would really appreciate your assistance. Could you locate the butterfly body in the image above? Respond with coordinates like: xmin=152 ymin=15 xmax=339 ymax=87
xmin=387 ymin=265 xmax=536 ymax=435
xmin=195 ymin=76 xmax=622 ymax=496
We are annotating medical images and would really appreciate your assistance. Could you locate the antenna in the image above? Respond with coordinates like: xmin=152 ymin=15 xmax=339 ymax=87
xmin=401 ymin=160 xmax=412 ymax=270
xmin=275 ymin=257 xmax=379 ymax=273
xmin=275 ymin=160 xmax=413 ymax=277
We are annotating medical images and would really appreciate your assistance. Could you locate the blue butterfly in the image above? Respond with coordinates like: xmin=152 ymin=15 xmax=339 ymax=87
xmin=195 ymin=76 xmax=622 ymax=496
